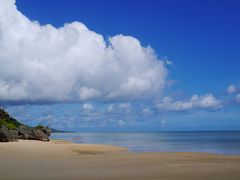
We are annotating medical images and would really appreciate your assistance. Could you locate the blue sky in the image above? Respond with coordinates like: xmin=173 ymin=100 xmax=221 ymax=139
xmin=1 ymin=0 xmax=240 ymax=131
xmin=16 ymin=0 xmax=240 ymax=94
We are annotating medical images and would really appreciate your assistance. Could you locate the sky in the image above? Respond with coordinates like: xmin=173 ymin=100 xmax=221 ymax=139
xmin=0 ymin=0 xmax=240 ymax=131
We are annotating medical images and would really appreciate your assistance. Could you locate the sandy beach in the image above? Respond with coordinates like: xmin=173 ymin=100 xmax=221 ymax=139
xmin=0 ymin=140 xmax=240 ymax=180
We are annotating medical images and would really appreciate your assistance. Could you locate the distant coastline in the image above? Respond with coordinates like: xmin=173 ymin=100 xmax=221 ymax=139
xmin=50 ymin=128 xmax=74 ymax=133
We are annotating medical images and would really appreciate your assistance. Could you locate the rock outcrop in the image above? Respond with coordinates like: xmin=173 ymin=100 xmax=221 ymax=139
xmin=0 ymin=125 xmax=18 ymax=142
xmin=18 ymin=125 xmax=51 ymax=141
xmin=0 ymin=108 xmax=51 ymax=142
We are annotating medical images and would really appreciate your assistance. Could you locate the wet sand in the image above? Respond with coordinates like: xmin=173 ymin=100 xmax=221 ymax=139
xmin=0 ymin=140 xmax=240 ymax=180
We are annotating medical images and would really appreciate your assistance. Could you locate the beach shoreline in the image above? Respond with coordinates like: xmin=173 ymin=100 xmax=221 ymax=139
xmin=1 ymin=140 xmax=240 ymax=180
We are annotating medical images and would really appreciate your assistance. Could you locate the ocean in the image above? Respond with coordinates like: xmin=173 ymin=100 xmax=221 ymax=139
xmin=51 ymin=131 xmax=240 ymax=155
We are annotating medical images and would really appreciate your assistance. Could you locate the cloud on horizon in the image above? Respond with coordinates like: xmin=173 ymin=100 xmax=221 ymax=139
xmin=227 ymin=83 xmax=240 ymax=104
xmin=156 ymin=94 xmax=222 ymax=112
xmin=0 ymin=0 xmax=168 ymax=104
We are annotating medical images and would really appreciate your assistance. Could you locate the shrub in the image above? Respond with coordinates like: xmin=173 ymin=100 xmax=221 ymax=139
xmin=35 ymin=124 xmax=45 ymax=129
xmin=6 ymin=123 xmax=17 ymax=130
xmin=0 ymin=119 xmax=17 ymax=130
xmin=0 ymin=108 xmax=22 ymax=127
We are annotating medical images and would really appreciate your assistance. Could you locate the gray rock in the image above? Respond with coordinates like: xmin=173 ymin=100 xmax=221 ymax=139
xmin=17 ymin=125 xmax=51 ymax=141
xmin=0 ymin=108 xmax=51 ymax=142
xmin=32 ymin=128 xmax=50 ymax=141
xmin=0 ymin=125 xmax=11 ymax=142
xmin=0 ymin=125 xmax=18 ymax=142
xmin=17 ymin=125 xmax=35 ymax=140
xmin=9 ymin=129 xmax=18 ymax=140
xmin=41 ymin=127 xmax=51 ymax=136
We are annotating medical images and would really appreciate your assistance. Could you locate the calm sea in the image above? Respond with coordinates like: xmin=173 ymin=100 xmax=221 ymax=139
xmin=51 ymin=131 xmax=240 ymax=155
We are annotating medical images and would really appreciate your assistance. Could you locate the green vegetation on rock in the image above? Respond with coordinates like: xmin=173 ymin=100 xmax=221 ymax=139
xmin=0 ymin=108 xmax=51 ymax=142
xmin=0 ymin=108 xmax=22 ymax=130
xmin=35 ymin=124 xmax=45 ymax=129
xmin=0 ymin=119 xmax=17 ymax=129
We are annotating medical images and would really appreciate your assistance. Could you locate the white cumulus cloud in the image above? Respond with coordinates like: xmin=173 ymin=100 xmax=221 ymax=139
xmin=82 ymin=103 xmax=94 ymax=111
xmin=0 ymin=0 xmax=168 ymax=103
xmin=78 ymin=87 xmax=101 ymax=100
xmin=157 ymin=94 xmax=222 ymax=111
xmin=227 ymin=84 xmax=237 ymax=94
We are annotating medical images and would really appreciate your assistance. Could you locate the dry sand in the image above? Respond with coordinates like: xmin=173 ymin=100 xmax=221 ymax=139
xmin=0 ymin=140 xmax=240 ymax=180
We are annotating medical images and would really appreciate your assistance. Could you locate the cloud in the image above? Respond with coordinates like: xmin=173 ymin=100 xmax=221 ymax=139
xmin=118 ymin=103 xmax=131 ymax=109
xmin=107 ymin=103 xmax=131 ymax=113
xmin=156 ymin=94 xmax=222 ymax=112
xmin=162 ymin=56 xmax=173 ymax=65
xmin=236 ymin=94 xmax=240 ymax=103
xmin=78 ymin=87 xmax=101 ymax=100
xmin=227 ymin=84 xmax=237 ymax=94
xmin=107 ymin=104 xmax=114 ymax=113
xmin=82 ymin=103 xmax=94 ymax=111
xmin=38 ymin=115 xmax=54 ymax=125
xmin=142 ymin=108 xmax=151 ymax=114
xmin=165 ymin=60 xmax=173 ymax=65
xmin=5 ymin=102 xmax=240 ymax=131
xmin=0 ymin=0 xmax=168 ymax=104
xmin=226 ymin=83 xmax=240 ymax=104
xmin=118 ymin=120 xmax=125 ymax=126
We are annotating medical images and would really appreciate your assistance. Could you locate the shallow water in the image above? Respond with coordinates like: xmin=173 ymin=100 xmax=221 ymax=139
xmin=51 ymin=131 xmax=240 ymax=155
